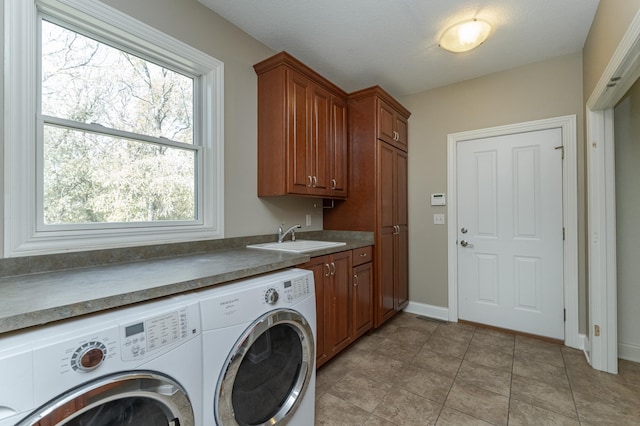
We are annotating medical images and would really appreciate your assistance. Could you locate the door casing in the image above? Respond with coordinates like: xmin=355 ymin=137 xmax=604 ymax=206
xmin=447 ymin=115 xmax=580 ymax=349
xmin=584 ymin=8 xmax=640 ymax=374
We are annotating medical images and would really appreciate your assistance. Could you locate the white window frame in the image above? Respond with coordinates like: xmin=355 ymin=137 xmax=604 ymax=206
xmin=4 ymin=0 xmax=225 ymax=257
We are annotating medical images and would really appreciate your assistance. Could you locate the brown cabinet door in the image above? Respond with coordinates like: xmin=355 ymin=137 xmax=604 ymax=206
xmin=395 ymin=150 xmax=408 ymax=226
xmin=377 ymin=99 xmax=396 ymax=145
xmin=287 ymin=69 xmax=312 ymax=195
xmin=375 ymin=142 xmax=409 ymax=326
xmin=310 ymin=84 xmax=331 ymax=195
xmin=299 ymin=256 xmax=329 ymax=366
xmin=330 ymin=96 xmax=348 ymax=198
xmin=375 ymin=141 xmax=397 ymax=327
xmin=395 ymin=150 xmax=409 ymax=309
xmin=327 ymin=251 xmax=353 ymax=356
xmin=395 ymin=114 xmax=408 ymax=151
xmin=376 ymin=228 xmax=396 ymax=327
xmin=396 ymin=225 xmax=409 ymax=310
xmin=353 ymin=261 xmax=373 ymax=338
xmin=378 ymin=141 xmax=395 ymax=229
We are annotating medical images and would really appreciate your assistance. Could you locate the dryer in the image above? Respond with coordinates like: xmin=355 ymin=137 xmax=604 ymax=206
xmin=0 ymin=294 xmax=202 ymax=426
xmin=198 ymin=268 xmax=316 ymax=425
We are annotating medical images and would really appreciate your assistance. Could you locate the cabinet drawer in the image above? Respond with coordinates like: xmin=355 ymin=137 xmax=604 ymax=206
xmin=352 ymin=246 xmax=372 ymax=266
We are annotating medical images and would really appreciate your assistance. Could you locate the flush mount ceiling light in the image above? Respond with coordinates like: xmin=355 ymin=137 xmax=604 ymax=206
xmin=439 ymin=19 xmax=492 ymax=53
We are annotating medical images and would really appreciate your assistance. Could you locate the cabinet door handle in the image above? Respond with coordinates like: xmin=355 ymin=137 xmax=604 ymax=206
xmin=394 ymin=225 xmax=400 ymax=235
xmin=312 ymin=176 xmax=317 ymax=187
xmin=331 ymin=178 xmax=337 ymax=189
xmin=308 ymin=176 xmax=312 ymax=187
xmin=359 ymin=252 xmax=367 ymax=258
xmin=353 ymin=274 xmax=358 ymax=287
xmin=330 ymin=262 xmax=336 ymax=276
xmin=324 ymin=263 xmax=330 ymax=277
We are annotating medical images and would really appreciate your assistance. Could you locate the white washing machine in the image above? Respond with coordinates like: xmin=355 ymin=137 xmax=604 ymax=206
xmin=0 ymin=294 xmax=202 ymax=426
xmin=198 ymin=268 xmax=316 ymax=426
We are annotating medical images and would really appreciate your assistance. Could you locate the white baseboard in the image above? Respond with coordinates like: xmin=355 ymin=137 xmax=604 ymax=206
xmin=619 ymin=341 xmax=640 ymax=363
xmin=404 ymin=301 xmax=449 ymax=322
xmin=404 ymin=302 xmax=588 ymax=353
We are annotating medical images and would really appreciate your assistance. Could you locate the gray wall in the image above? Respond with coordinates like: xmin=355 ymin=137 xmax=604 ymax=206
xmin=614 ymin=80 xmax=640 ymax=359
xmin=402 ymin=53 xmax=587 ymax=332
xmin=583 ymin=0 xmax=640 ymax=101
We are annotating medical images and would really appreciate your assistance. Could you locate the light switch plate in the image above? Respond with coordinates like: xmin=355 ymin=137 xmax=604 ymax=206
xmin=433 ymin=214 xmax=445 ymax=225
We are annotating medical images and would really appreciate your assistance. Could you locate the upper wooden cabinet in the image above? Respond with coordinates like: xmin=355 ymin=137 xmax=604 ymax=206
xmin=377 ymin=98 xmax=408 ymax=151
xmin=254 ymin=52 xmax=348 ymax=199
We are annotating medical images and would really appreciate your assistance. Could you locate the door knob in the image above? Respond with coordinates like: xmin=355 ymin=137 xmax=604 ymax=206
xmin=460 ymin=240 xmax=474 ymax=248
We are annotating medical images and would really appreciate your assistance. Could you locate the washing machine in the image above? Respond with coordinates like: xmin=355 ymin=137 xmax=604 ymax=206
xmin=0 ymin=294 xmax=202 ymax=426
xmin=198 ymin=268 xmax=316 ymax=426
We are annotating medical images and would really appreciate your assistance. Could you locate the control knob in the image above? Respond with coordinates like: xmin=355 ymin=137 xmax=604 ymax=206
xmin=264 ymin=288 xmax=279 ymax=305
xmin=71 ymin=341 xmax=107 ymax=372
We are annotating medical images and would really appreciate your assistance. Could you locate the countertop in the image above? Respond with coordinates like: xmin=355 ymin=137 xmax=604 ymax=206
xmin=0 ymin=233 xmax=372 ymax=335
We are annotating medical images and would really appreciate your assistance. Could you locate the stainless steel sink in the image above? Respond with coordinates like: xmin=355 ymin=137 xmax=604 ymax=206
xmin=246 ymin=240 xmax=346 ymax=253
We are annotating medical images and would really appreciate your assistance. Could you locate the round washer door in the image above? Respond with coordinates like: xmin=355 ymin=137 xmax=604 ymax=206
xmin=216 ymin=308 xmax=315 ymax=426
xmin=16 ymin=371 xmax=194 ymax=426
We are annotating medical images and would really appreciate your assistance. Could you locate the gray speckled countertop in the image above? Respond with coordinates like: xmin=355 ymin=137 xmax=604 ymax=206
xmin=0 ymin=231 xmax=373 ymax=335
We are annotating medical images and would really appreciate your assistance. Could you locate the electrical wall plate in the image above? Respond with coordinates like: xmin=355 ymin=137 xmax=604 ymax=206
xmin=431 ymin=193 xmax=446 ymax=206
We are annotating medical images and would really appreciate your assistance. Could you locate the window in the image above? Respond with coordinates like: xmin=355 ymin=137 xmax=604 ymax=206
xmin=5 ymin=0 xmax=224 ymax=256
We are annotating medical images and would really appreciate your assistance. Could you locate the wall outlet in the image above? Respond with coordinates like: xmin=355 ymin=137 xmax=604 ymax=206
xmin=433 ymin=214 xmax=445 ymax=225
xmin=306 ymin=214 xmax=312 ymax=227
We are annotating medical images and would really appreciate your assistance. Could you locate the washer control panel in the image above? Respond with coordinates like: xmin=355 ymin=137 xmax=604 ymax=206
xmin=120 ymin=302 xmax=199 ymax=361
xmin=282 ymin=275 xmax=311 ymax=303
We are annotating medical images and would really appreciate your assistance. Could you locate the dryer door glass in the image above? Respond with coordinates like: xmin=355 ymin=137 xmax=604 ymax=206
xmin=65 ymin=397 xmax=171 ymax=425
xmin=217 ymin=309 xmax=314 ymax=426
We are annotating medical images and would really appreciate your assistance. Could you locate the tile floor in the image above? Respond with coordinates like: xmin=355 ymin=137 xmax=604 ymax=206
xmin=314 ymin=312 xmax=640 ymax=425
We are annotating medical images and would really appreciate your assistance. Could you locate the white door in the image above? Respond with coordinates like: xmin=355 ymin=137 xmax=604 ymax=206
xmin=457 ymin=128 xmax=564 ymax=339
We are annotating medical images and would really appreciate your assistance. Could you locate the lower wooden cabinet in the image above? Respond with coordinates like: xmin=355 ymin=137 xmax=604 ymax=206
xmin=352 ymin=261 xmax=373 ymax=339
xmin=300 ymin=246 xmax=373 ymax=368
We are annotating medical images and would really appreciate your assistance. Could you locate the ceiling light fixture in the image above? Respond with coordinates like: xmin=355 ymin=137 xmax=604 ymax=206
xmin=439 ymin=19 xmax=492 ymax=53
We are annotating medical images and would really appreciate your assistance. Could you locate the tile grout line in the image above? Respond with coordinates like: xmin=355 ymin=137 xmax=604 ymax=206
xmin=560 ymin=347 xmax=583 ymax=425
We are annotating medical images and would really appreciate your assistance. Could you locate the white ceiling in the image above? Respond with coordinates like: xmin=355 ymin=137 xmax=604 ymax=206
xmin=198 ymin=0 xmax=600 ymax=97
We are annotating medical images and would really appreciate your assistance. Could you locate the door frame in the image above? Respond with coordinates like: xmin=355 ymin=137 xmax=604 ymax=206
xmin=584 ymin=8 xmax=640 ymax=373
xmin=447 ymin=115 xmax=580 ymax=348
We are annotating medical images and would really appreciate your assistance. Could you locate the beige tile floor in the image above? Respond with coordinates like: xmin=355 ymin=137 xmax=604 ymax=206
xmin=315 ymin=312 xmax=640 ymax=425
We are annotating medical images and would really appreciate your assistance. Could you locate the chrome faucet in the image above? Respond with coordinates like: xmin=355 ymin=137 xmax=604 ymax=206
xmin=278 ymin=224 xmax=301 ymax=243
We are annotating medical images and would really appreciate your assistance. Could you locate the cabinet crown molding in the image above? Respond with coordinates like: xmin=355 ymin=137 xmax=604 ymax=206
xmin=254 ymin=51 xmax=347 ymax=98
xmin=348 ymin=86 xmax=411 ymax=119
